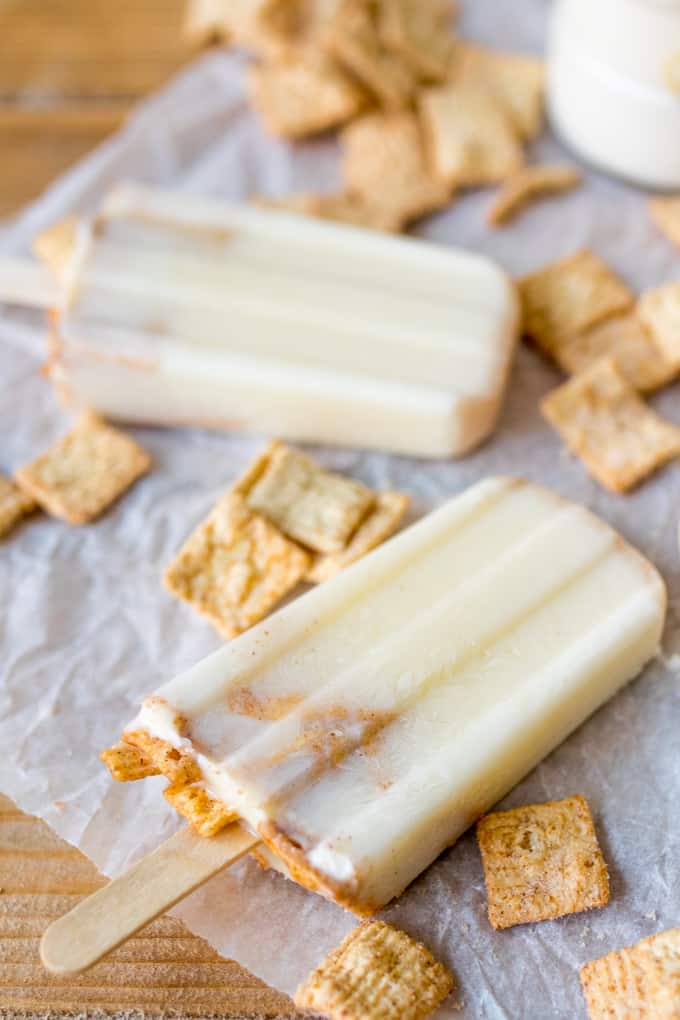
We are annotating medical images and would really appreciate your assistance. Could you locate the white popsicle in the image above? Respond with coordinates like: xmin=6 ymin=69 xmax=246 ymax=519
xmin=44 ymin=183 xmax=519 ymax=459
xmin=127 ymin=477 xmax=665 ymax=915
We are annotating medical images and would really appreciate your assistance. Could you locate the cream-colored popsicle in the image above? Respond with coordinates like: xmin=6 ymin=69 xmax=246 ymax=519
xmin=126 ymin=477 xmax=665 ymax=915
xmin=44 ymin=183 xmax=518 ymax=459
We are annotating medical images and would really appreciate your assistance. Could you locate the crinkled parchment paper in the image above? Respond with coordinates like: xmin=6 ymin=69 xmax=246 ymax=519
xmin=1 ymin=3 xmax=679 ymax=1016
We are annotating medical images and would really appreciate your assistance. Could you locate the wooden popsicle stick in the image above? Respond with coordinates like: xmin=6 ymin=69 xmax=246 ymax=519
xmin=0 ymin=255 xmax=62 ymax=309
xmin=40 ymin=822 xmax=259 ymax=976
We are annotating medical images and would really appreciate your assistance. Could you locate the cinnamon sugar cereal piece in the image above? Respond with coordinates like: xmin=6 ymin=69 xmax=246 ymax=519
xmin=541 ymin=358 xmax=680 ymax=493
xmin=638 ymin=282 xmax=680 ymax=370
xmin=164 ymin=492 xmax=310 ymax=638
xmin=248 ymin=51 xmax=367 ymax=138
xmin=0 ymin=476 xmax=36 ymax=539
xmin=451 ymin=42 xmax=546 ymax=141
xmin=419 ymin=84 xmax=524 ymax=188
xmin=580 ymin=927 xmax=680 ymax=1020
xmin=556 ymin=313 xmax=678 ymax=393
xmin=488 ymin=165 xmax=582 ymax=227
xmin=254 ymin=191 xmax=403 ymax=232
xmin=306 ymin=491 xmax=409 ymax=582
xmin=294 ymin=920 xmax=453 ymax=1020
xmin=164 ymin=782 xmax=237 ymax=837
xmin=15 ymin=412 xmax=150 ymax=525
xmin=123 ymin=721 xmax=201 ymax=785
xmin=327 ymin=0 xmax=416 ymax=110
xmin=99 ymin=742 xmax=160 ymax=782
xmin=341 ymin=111 xmax=452 ymax=228
xmin=650 ymin=196 xmax=680 ymax=250
xmin=477 ymin=795 xmax=609 ymax=930
xmin=241 ymin=441 xmax=375 ymax=554
xmin=519 ymin=250 xmax=634 ymax=355
xmin=377 ymin=0 xmax=455 ymax=82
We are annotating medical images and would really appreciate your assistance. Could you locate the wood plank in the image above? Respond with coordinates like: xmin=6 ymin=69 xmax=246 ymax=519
xmin=0 ymin=797 xmax=300 ymax=1017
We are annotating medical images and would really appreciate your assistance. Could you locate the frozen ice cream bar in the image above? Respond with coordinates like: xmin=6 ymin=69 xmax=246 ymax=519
xmin=124 ymin=477 xmax=665 ymax=915
xmin=44 ymin=183 xmax=518 ymax=459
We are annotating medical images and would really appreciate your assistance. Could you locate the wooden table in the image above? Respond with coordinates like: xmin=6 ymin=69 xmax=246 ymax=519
xmin=0 ymin=3 xmax=300 ymax=1014
xmin=0 ymin=0 xmax=190 ymax=217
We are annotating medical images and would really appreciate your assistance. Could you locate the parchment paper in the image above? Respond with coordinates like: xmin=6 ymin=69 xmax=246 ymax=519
xmin=1 ymin=2 xmax=679 ymax=1016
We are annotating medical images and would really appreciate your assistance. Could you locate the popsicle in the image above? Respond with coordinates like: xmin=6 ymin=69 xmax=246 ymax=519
xmin=20 ymin=183 xmax=518 ymax=459
xmin=120 ymin=476 xmax=665 ymax=915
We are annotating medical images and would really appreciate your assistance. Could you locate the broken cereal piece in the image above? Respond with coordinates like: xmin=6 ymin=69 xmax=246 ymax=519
xmin=477 ymin=794 xmax=609 ymax=930
xmin=306 ymin=491 xmax=410 ymax=583
xmin=580 ymin=927 xmax=680 ymax=1020
xmin=556 ymin=312 xmax=678 ymax=393
xmin=341 ymin=110 xmax=452 ymax=228
xmin=650 ymin=195 xmax=680 ymax=250
xmin=164 ymin=782 xmax=237 ymax=837
xmin=294 ymin=920 xmax=453 ymax=1020
xmin=541 ymin=358 xmax=680 ymax=493
xmin=419 ymin=84 xmax=524 ymax=189
xmin=519 ymin=250 xmax=634 ymax=355
xmin=377 ymin=0 xmax=455 ymax=83
xmin=164 ymin=491 xmax=310 ymax=639
xmin=488 ymin=165 xmax=582 ymax=227
xmin=327 ymin=0 xmax=416 ymax=111
xmin=451 ymin=43 xmax=546 ymax=141
xmin=638 ymin=281 xmax=680 ymax=370
xmin=242 ymin=441 xmax=375 ymax=554
xmin=0 ymin=475 xmax=36 ymax=539
xmin=100 ymin=742 xmax=160 ymax=782
xmin=14 ymin=412 xmax=150 ymax=525
xmin=254 ymin=191 xmax=402 ymax=232
xmin=247 ymin=51 xmax=367 ymax=138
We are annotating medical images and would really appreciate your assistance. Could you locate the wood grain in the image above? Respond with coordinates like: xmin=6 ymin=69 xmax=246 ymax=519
xmin=0 ymin=795 xmax=300 ymax=1017
xmin=0 ymin=0 xmax=191 ymax=216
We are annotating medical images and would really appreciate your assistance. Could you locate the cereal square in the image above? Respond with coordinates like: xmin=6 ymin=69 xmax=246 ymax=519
xmin=241 ymin=441 xmax=375 ymax=554
xmin=477 ymin=795 xmax=610 ymax=930
xmin=99 ymin=742 xmax=160 ymax=782
xmin=581 ymin=927 xmax=680 ymax=1020
xmin=0 ymin=475 xmax=36 ymax=538
xmin=451 ymin=42 xmax=545 ymax=141
xmin=638 ymin=282 xmax=680 ymax=370
xmin=294 ymin=920 xmax=453 ymax=1020
xmin=650 ymin=195 xmax=680 ymax=250
xmin=306 ymin=490 xmax=409 ymax=582
xmin=419 ymin=83 xmax=524 ymax=188
xmin=15 ymin=412 xmax=151 ymax=525
xmin=164 ymin=492 xmax=310 ymax=638
xmin=519 ymin=250 xmax=634 ymax=355
xmin=377 ymin=0 xmax=455 ymax=82
xmin=164 ymin=782 xmax=237 ymax=837
xmin=327 ymin=0 xmax=416 ymax=110
xmin=488 ymin=164 xmax=582 ymax=227
xmin=341 ymin=110 xmax=452 ymax=228
xmin=555 ymin=313 xmax=678 ymax=393
xmin=248 ymin=51 xmax=367 ymax=138
xmin=541 ymin=358 xmax=680 ymax=493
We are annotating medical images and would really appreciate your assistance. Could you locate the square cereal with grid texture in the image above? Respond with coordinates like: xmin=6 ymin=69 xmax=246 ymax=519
xmin=248 ymin=51 xmax=367 ymax=138
xmin=581 ymin=927 xmax=680 ymax=1020
xmin=306 ymin=491 xmax=409 ymax=582
xmin=0 ymin=475 xmax=36 ymax=538
xmin=541 ymin=358 xmax=680 ymax=493
xmin=164 ymin=492 xmax=310 ymax=638
xmin=164 ymin=782 xmax=237 ymax=837
xmin=15 ymin=412 xmax=150 ymax=525
xmin=519 ymin=250 xmax=634 ymax=355
xmin=477 ymin=794 xmax=609 ymax=930
xmin=555 ymin=313 xmax=677 ymax=393
xmin=377 ymin=0 xmax=455 ymax=82
xmin=99 ymin=742 xmax=160 ymax=782
xmin=450 ymin=43 xmax=545 ymax=140
xmin=638 ymin=282 xmax=680 ymax=371
xmin=241 ymin=441 xmax=375 ymax=553
xmin=294 ymin=920 xmax=453 ymax=1020
xmin=341 ymin=110 xmax=452 ymax=228
xmin=419 ymin=84 xmax=524 ymax=188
